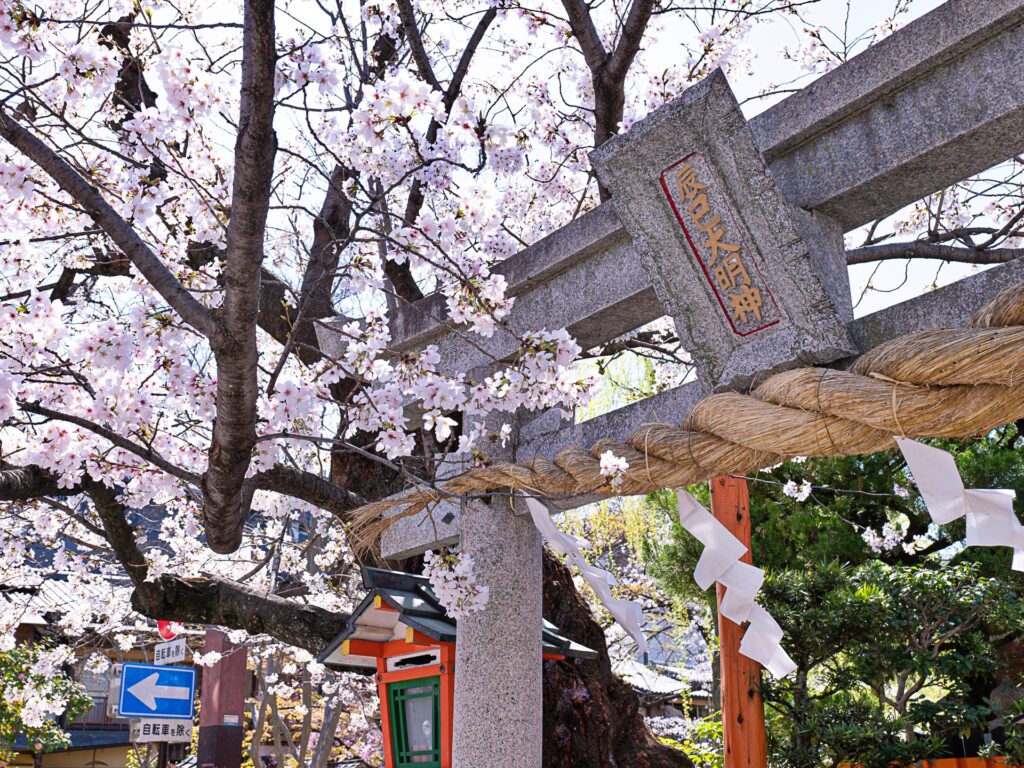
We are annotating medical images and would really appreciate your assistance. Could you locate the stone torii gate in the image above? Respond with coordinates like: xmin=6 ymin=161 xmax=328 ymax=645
xmin=320 ymin=1 xmax=1024 ymax=765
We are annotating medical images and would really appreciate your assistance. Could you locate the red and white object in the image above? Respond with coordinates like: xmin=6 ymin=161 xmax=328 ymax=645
xmin=157 ymin=620 xmax=182 ymax=640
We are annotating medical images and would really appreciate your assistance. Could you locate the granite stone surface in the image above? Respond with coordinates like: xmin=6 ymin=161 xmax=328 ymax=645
xmin=451 ymin=498 xmax=543 ymax=768
xmin=751 ymin=0 xmax=1024 ymax=229
xmin=591 ymin=70 xmax=855 ymax=392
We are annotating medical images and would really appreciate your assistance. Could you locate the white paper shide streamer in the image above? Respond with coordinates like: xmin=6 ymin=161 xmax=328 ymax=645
xmin=895 ymin=437 xmax=1024 ymax=571
xmin=524 ymin=496 xmax=648 ymax=661
xmin=677 ymin=490 xmax=797 ymax=678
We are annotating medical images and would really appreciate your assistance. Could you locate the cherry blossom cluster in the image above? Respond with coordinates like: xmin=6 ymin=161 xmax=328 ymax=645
xmin=599 ymin=450 xmax=629 ymax=489
xmin=861 ymin=519 xmax=931 ymax=556
xmin=4 ymin=646 xmax=82 ymax=729
xmin=423 ymin=550 xmax=490 ymax=618
xmin=782 ymin=479 xmax=813 ymax=502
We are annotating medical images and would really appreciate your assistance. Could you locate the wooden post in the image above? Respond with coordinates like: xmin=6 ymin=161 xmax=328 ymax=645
xmin=197 ymin=629 xmax=248 ymax=768
xmin=710 ymin=475 xmax=767 ymax=768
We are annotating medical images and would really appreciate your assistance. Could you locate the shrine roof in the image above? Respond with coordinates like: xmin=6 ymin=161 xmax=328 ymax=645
xmin=318 ymin=567 xmax=597 ymax=672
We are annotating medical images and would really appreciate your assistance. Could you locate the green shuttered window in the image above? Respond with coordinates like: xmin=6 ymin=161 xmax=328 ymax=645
xmin=388 ymin=676 xmax=441 ymax=767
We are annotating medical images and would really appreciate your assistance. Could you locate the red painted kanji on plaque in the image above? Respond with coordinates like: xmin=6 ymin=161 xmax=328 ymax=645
xmin=659 ymin=152 xmax=781 ymax=336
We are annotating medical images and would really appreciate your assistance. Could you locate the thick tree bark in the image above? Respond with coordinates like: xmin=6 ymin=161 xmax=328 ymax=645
xmin=202 ymin=0 xmax=279 ymax=554
xmin=130 ymin=575 xmax=348 ymax=654
xmin=561 ymin=0 xmax=656 ymax=201
xmin=542 ymin=550 xmax=692 ymax=768
xmin=0 ymin=463 xmax=80 ymax=500
xmin=85 ymin=477 xmax=349 ymax=653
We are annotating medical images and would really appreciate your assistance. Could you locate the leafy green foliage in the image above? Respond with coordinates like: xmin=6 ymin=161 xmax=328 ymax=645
xmin=647 ymin=429 xmax=1024 ymax=767
xmin=982 ymin=699 xmax=1024 ymax=766
xmin=657 ymin=716 xmax=725 ymax=768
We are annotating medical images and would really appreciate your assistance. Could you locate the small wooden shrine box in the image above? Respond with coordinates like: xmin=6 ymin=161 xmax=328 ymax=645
xmin=319 ymin=567 xmax=597 ymax=768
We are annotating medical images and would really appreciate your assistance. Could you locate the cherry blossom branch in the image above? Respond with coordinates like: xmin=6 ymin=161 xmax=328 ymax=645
xmin=605 ymin=0 xmax=657 ymax=82
xmin=395 ymin=0 xmax=441 ymax=91
xmin=560 ymin=0 xmax=656 ymax=192
xmin=0 ymin=109 xmax=217 ymax=338
xmin=18 ymin=400 xmax=202 ymax=485
xmin=245 ymin=465 xmax=366 ymax=519
xmin=0 ymin=463 xmax=80 ymax=500
xmin=560 ymin=0 xmax=608 ymax=72
xmin=86 ymin=478 xmax=347 ymax=653
xmin=394 ymin=6 xmax=497 ymax=302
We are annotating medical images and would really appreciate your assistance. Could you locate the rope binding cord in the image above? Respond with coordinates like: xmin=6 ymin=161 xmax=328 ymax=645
xmin=349 ymin=282 xmax=1024 ymax=552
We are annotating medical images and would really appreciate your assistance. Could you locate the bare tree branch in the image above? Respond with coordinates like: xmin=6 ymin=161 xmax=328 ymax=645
xmin=443 ymin=8 xmax=498 ymax=113
xmin=846 ymin=242 xmax=1024 ymax=265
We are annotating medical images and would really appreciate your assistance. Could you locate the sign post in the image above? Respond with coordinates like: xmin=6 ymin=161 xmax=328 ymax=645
xmin=130 ymin=718 xmax=194 ymax=743
xmin=118 ymin=662 xmax=197 ymax=720
xmin=197 ymin=628 xmax=247 ymax=768
xmin=154 ymin=637 xmax=188 ymax=666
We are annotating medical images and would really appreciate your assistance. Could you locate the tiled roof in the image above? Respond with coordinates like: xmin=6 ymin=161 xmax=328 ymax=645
xmin=13 ymin=729 xmax=132 ymax=751
xmin=612 ymin=658 xmax=684 ymax=697
xmin=318 ymin=567 xmax=597 ymax=671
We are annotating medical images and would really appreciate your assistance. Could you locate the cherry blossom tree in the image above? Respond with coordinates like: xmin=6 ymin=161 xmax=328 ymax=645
xmin=1 ymin=0 xmax=1020 ymax=762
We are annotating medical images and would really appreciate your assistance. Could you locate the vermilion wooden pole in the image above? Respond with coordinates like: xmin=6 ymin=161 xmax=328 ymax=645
xmin=710 ymin=475 xmax=768 ymax=768
xmin=197 ymin=629 xmax=248 ymax=768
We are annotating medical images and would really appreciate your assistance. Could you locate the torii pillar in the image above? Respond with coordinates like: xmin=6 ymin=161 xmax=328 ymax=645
xmin=451 ymin=497 xmax=544 ymax=768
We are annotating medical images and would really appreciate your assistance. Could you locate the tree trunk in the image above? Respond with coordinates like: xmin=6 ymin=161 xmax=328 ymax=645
xmin=542 ymin=549 xmax=692 ymax=768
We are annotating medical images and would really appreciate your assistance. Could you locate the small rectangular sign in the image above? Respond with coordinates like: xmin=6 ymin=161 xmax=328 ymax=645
xmin=118 ymin=662 xmax=196 ymax=720
xmin=154 ymin=637 xmax=187 ymax=666
xmin=131 ymin=718 xmax=193 ymax=743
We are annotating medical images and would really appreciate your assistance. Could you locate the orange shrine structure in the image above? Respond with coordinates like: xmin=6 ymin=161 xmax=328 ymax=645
xmin=319 ymin=567 xmax=596 ymax=768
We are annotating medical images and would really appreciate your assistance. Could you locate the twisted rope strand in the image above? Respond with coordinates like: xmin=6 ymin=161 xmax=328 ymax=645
xmin=350 ymin=283 xmax=1024 ymax=550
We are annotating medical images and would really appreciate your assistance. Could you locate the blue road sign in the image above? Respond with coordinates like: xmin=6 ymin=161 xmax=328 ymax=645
xmin=118 ymin=662 xmax=196 ymax=719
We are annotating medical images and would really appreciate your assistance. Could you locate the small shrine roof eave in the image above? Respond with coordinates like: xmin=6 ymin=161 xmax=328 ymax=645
xmin=317 ymin=567 xmax=598 ymax=672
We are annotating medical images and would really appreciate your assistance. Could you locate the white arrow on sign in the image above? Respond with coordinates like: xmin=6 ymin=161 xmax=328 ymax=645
xmin=127 ymin=673 xmax=192 ymax=711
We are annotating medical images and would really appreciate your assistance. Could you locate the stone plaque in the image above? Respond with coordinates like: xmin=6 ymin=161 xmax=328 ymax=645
xmin=591 ymin=70 xmax=854 ymax=391
xmin=660 ymin=152 xmax=782 ymax=336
